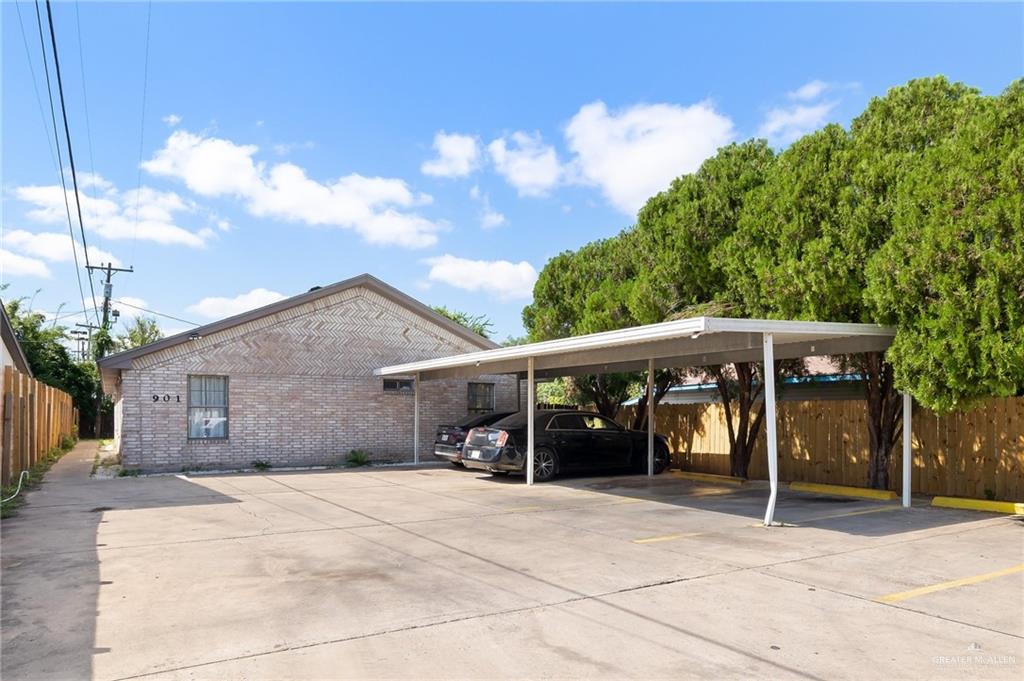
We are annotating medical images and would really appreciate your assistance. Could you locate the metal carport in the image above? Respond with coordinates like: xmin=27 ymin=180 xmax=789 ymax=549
xmin=376 ymin=316 xmax=905 ymax=526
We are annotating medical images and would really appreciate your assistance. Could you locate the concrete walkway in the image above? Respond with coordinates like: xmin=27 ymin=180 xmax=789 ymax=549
xmin=2 ymin=442 xmax=1022 ymax=680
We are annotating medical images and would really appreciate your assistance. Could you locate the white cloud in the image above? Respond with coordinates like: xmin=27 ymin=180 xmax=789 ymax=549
xmin=3 ymin=230 xmax=121 ymax=267
xmin=14 ymin=177 xmax=208 ymax=248
xmin=788 ymin=80 xmax=829 ymax=101
xmin=421 ymin=132 xmax=480 ymax=178
xmin=565 ymin=100 xmax=735 ymax=215
xmin=488 ymin=132 xmax=563 ymax=197
xmin=424 ymin=254 xmax=537 ymax=301
xmin=468 ymin=185 xmax=506 ymax=230
xmin=481 ymin=209 xmax=506 ymax=230
xmin=272 ymin=140 xmax=315 ymax=156
xmin=144 ymin=130 xmax=444 ymax=248
xmin=114 ymin=296 xmax=149 ymax=319
xmin=758 ymin=101 xmax=836 ymax=146
xmin=0 ymin=249 xmax=51 ymax=279
xmin=117 ymin=296 xmax=148 ymax=310
xmin=186 ymin=288 xmax=287 ymax=319
xmin=163 ymin=114 xmax=182 ymax=127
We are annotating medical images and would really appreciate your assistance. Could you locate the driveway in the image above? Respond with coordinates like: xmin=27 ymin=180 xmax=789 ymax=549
xmin=2 ymin=441 xmax=1021 ymax=680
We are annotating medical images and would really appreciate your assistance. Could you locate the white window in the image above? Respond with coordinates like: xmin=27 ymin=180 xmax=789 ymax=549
xmin=188 ymin=375 xmax=228 ymax=439
xmin=383 ymin=378 xmax=415 ymax=393
xmin=467 ymin=382 xmax=495 ymax=413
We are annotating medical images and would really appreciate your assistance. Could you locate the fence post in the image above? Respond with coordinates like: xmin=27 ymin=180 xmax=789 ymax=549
xmin=2 ymin=366 xmax=12 ymax=487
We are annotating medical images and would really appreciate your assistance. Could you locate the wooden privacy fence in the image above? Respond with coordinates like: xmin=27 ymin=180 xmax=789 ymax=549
xmin=619 ymin=397 xmax=1024 ymax=502
xmin=1 ymin=366 xmax=77 ymax=487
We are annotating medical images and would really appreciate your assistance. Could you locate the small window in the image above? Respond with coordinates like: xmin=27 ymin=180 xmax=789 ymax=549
xmin=188 ymin=375 xmax=228 ymax=439
xmin=583 ymin=414 xmax=620 ymax=431
xmin=383 ymin=378 xmax=415 ymax=393
xmin=467 ymin=382 xmax=495 ymax=413
xmin=548 ymin=414 xmax=587 ymax=430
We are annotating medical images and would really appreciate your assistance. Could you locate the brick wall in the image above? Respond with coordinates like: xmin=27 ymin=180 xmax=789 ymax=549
xmin=114 ymin=286 xmax=518 ymax=472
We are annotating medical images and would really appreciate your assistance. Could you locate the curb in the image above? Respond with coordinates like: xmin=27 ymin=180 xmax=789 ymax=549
xmin=931 ymin=496 xmax=1024 ymax=515
xmin=789 ymin=481 xmax=898 ymax=501
xmin=672 ymin=471 xmax=747 ymax=486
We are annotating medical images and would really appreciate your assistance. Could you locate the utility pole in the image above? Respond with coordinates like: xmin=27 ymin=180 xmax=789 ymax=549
xmin=86 ymin=262 xmax=133 ymax=359
xmin=84 ymin=262 xmax=133 ymax=437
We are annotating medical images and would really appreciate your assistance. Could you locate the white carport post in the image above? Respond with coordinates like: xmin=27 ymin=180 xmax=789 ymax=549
xmin=647 ymin=358 xmax=655 ymax=477
xmin=413 ymin=372 xmax=420 ymax=465
xmin=762 ymin=333 xmax=779 ymax=527
xmin=902 ymin=392 xmax=912 ymax=508
xmin=526 ymin=357 xmax=535 ymax=485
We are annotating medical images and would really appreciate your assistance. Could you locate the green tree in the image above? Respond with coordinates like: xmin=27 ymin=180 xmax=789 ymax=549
xmin=866 ymin=79 xmax=1024 ymax=413
xmin=3 ymin=298 xmax=103 ymax=436
xmin=522 ymin=236 xmax=667 ymax=421
xmin=630 ymin=140 xmax=779 ymax=477
xmin=720 ymin=78 xmax=981 ymax=488
xmin=431 ymin=306 xmax=494 ymax=339
xmin=117 ymin=316 xmax=164 ymax=350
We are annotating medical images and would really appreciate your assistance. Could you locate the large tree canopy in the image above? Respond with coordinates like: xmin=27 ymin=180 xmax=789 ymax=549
xmin=521 ymin=75 xmax=1022 ymax=487
xmin=866 ymin=79 xmax=1024 ymax=412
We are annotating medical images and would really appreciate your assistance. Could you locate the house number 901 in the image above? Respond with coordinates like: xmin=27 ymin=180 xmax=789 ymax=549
xmin=152 ymin=394 xmax=181 ymax=403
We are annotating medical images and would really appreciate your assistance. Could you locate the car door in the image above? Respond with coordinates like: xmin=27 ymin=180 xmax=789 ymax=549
xmin=583 ymin=414 xmax=633 ymax=469
xmin=545 ymin=414 xmax=590 ymax=470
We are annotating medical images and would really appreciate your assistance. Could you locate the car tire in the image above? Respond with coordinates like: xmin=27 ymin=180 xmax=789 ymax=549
xmin=654 ymin=444 xmax=670 ymax=475
xmin=532 ymin=447 xmax=558 ymax=482
xmin=450 ymin=461 xmax=465 ymax=469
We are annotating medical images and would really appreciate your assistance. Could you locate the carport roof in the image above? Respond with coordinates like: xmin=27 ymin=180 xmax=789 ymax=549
xmin=375 ymin=316 xmax=896 ymax=380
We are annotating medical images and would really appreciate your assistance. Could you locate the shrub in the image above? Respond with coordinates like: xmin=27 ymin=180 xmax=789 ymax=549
xmin=345 ymin=450 xmax=371 ymax=467
xmin=251 ymin=460 xmax=272 ymax=471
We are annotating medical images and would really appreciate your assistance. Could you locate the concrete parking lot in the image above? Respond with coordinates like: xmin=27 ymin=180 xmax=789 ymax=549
xmin=2 ymin=441 xmax=1022 ymax=680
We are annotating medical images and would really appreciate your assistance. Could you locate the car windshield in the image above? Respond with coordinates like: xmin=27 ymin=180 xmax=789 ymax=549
xmin=457 ymin=412 xmax=510 ymax=428
xmin=491 ymin=412 xmax=528 ymax=429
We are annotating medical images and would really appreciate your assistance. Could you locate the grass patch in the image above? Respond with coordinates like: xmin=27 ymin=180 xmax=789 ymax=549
xmin=345 ymin=449 xmax=372 ymax=468
xmin=1 ymin=435 xmax=78 ymax=518
xmin=251 ymin=459 xmax=272 ymax=471
xmin=117 ymin=468 xmax=141 ymax=477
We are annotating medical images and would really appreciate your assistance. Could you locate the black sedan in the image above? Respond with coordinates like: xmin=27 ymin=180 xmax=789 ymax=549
xmin=460 ymin=410 xmax=670 ymax=482
xmin=433 ymin=411 xmax=516 ymax=466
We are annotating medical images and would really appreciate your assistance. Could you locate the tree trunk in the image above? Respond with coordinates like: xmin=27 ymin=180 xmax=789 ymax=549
xmin=862 ymin=351 xmax=903 ymax=490
xmin=631 ymin=371 xmax=675 ymax=430
xmin=714 ymin=362 xmax=772 ymax=479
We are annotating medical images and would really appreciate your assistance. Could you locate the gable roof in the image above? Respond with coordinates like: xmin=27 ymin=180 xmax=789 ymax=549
xmin=98 ymin=273 xmax=498 ymax=370
xmin=0 ymin=301 xmax=33 ymax=376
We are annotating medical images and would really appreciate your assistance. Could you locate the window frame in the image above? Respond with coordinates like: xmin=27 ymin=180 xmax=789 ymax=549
xmin=466 ymin=382 xmax=496 ymax=413
xmin=383 ymin=378 xmax=415 ymax=394
xmin=187 ymin=374 xmax=230 ymax=441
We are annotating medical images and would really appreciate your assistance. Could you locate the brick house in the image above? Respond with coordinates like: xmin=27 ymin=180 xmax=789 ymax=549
xmin=98 ymin=274 xmax=519 ymax=472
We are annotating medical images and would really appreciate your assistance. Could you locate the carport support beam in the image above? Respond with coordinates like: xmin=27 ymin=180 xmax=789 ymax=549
xmin=647 ymin=358 xmax=655 ymax=477
xmin=902 ymin=392 xmax=912 ymax=508
xmin=526 ymin=357 xmax=535 ymax=485
xmin=762 ymin=333 xmax=779 ymax=527
xmin=413 ymin=372 xmax=420 ymax=465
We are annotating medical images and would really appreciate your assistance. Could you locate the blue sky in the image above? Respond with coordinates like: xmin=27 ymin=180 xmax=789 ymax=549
xmin=2 ymin=2 xmax=1022 ymax=342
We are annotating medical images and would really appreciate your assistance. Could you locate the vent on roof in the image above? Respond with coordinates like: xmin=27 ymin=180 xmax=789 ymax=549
xmin=308 ymin=286 xmax=322 ymax=292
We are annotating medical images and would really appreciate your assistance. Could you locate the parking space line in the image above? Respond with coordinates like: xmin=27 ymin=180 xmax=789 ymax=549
xmin=506 ymin=505 xmax=546 ymax=512
xmin=792 ymin=505 xmax=902 ymax=525
xmin=876 ymin=563 xmax=1024 ymax=604
xmin=632 ymin=532 xmax=702 ymax=544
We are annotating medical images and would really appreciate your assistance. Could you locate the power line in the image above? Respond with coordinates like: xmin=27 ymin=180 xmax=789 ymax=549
xmin=32 ymin=0 xmax=92 ymax=327
xmin=113 ymin=299 xmax=199 ymax=327
xmin=129 ymin=0 xmax=154 ymax=266
xmin=44 ymin=0 xmax=100 ymax=328
xmin=74 ymin=2 xmax=97 ymax=190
